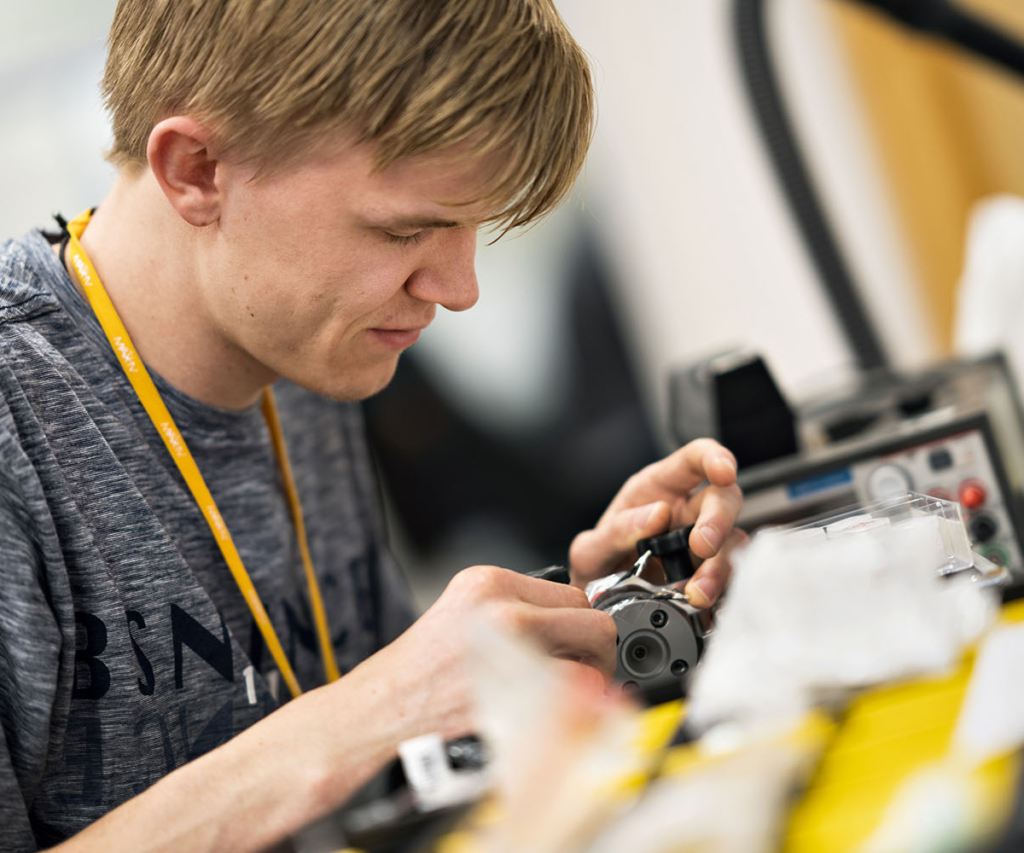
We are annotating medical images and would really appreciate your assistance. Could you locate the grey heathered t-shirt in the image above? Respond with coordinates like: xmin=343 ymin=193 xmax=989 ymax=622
xmin=0 ymin=229 xmax=415 ymax=850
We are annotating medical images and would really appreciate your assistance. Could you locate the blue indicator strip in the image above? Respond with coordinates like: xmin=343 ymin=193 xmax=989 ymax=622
xmin=787 ymin=468 xmax=854 ymax=500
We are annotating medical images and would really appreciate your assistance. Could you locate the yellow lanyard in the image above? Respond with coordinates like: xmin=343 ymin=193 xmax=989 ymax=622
xmin=64 ymin=209 xmax=340 ymax=699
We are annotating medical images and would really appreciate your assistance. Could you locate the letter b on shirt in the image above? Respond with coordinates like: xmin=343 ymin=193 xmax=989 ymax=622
xmin=72 ymin=611 xmax=110 ymax=700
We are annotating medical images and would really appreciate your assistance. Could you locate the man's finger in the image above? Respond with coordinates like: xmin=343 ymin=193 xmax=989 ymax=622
xmin=568 ymin=500 xmax=672 ymax=584
xmin=512 ymin=570 xmax=595 ymax=608
xmin=449 ymin=565 xmax=593 ymax=610
xmin=683 ymin=528 xmax=748 ymax=607
xmin=602 ymin=439 xmax=737 ymax=519
xmin=506 ymin=605 xmax=619 ymax=681
xmin=684 ymin=482 xmax=743 ymax=560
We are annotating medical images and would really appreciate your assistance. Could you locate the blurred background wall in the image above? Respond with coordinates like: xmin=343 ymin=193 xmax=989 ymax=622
xmin=833 ymin=0 xmax=1024 ymax=350
xmin=0 ymin=2 xmax=117 ymax=238
xmin=3 ymin=0 xmax=1024 ymax=609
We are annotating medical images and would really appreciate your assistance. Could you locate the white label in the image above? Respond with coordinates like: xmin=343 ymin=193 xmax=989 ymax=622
xmin=398 ymin=733 xmax=453 ymax=797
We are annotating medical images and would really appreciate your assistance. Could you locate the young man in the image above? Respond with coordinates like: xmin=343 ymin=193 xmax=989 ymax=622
xmin=0 ymin=1 xmax=743 ymax=850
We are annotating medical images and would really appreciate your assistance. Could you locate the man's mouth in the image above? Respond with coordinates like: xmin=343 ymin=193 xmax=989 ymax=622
xmin=368 ymin=325 xmax=428 ymax=350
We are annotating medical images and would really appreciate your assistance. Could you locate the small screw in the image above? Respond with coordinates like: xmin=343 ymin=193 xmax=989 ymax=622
xmin=671 ymin=659 xmax=689 ymax=676
xmin=632 ymin=645 xmax=648 ymax=661
xmin=650 ymin=609 xmax=668 ymax=628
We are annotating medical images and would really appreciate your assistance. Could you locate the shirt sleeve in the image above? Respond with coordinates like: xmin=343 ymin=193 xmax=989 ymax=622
xmin=0 ymin=446 xmax=63 ymax=852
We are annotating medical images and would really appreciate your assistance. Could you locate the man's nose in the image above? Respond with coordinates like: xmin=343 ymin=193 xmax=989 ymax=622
xmin=406 ymin=226 xmax=479 ymax=312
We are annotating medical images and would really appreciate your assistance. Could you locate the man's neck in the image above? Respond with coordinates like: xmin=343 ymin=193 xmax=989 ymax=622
xmin=67 ymin=173 xmax=278 ymax=410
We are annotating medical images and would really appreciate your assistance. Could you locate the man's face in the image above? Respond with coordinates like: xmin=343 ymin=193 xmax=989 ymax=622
xmin=199 ymin=138 xmax=494 ymax=401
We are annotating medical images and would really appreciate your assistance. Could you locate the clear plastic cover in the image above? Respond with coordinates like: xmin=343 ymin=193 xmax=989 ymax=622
xmin=769 ymin=491 xmax=974 ymax=576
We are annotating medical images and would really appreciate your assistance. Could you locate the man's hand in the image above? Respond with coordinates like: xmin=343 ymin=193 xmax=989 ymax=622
xmin=568 ymin=439 xmax=744 ymax=608
xmin=363 ymin=565 xmax=619 ymax=742
xmin=57 ymin=566 xmax=614 ymax=853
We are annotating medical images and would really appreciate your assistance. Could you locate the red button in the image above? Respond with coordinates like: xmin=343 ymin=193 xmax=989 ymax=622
xmin=959 ymin=480 xmax=987 ymax=511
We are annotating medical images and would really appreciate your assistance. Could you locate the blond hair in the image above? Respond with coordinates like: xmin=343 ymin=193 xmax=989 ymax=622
xmin=102 ymin=0 xmax=593 ymax=232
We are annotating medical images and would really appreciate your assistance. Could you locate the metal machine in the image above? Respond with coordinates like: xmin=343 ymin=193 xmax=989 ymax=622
xmin=734 ymin=354 xmax=1024 ymax=594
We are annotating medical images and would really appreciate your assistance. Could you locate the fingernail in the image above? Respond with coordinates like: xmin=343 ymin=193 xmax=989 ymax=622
xmin=716 ymin=454 xmax=737 ymax=474
xmin=686 ymin=577 xmax=714 ymax=608
xmin=698 ymin=524 xmax=722 ymax=552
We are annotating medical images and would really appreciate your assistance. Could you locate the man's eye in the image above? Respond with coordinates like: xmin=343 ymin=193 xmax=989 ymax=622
xmin=383 ymin=231 xmax=426 ymax=246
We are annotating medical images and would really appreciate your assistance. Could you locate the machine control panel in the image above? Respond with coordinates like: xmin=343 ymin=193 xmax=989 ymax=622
xmin=740 ymin=426 xmax=1024 ymax=584
xmin=851 ymin=430 xmax=1020 ymax=572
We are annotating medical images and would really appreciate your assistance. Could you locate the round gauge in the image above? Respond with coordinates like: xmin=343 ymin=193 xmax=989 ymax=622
xmin=866 ymin=463 xmax=914 ymax=501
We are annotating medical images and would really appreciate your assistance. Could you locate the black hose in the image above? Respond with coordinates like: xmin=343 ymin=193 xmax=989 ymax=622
xmin=733 ymin=0 xmax=890 ymax=372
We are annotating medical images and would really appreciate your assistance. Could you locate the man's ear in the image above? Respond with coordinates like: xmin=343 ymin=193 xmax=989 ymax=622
xmin=146 ymin=117 xmax=223 ymax=227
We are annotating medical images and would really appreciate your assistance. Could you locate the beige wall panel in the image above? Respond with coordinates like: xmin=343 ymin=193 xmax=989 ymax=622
xmin=830 ymin=0 xmax=1024 ymax=351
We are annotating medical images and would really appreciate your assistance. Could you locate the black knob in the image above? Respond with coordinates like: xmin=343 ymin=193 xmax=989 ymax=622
xmin=969 ymin=512 xmax=999 ymax=544
xmin=636 ymin=524 xmax=696 ymax=583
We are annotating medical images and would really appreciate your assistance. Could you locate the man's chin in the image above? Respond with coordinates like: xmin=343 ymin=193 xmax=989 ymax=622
xmin=299 ymin=356 xmax=402 ymax=402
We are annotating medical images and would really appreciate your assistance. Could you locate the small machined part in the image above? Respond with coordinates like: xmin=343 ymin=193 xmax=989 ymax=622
xmin=593 ymin=575 xmax=711 ymax=705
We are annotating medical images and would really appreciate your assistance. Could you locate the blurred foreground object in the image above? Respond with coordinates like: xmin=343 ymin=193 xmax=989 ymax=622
xmin=467 ymin=624 xmax=654 ymax=853
xmin=456 ymin=622 xmax=828 ymax=853
xmin=686 ymin=493 xmax=1000 ymax=733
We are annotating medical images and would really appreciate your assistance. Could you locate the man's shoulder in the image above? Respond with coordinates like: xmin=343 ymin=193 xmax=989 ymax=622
xmin=0 ymin=230 xmax=102 ymax=394
xmin=0 ymin=232 xmax=62 ymax=326
xmin=0 ymin=232 xmax=102 ymax=465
